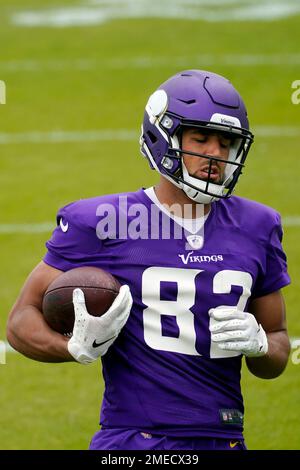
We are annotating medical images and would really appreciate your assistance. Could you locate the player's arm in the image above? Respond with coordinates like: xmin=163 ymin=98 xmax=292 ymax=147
xmin=7 ymin=202 xmax=132 ymax=365
xmin=210 ymin=290 xmax=290 ymax=379
xmin=245 ymin=290 xmax=290 ymax=379
xmin=6 ymin=261 xmax=74 ymax=363
xmin=7 ymin=260 xmax=133 ymax=365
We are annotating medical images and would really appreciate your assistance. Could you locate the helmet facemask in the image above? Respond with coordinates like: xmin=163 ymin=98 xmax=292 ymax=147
xmin=161 ymin=120 xmax=253 ymax=204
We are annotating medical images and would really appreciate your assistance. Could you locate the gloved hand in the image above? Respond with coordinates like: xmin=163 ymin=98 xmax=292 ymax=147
xmin=68 ymin=285 xmax=132 ymax=364
xmin=209 ymin=306 xmax=268 ymax=357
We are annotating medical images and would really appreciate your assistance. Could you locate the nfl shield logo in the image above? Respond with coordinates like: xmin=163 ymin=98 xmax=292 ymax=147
xmin=186 ymin=235 xmax=204 ymax=250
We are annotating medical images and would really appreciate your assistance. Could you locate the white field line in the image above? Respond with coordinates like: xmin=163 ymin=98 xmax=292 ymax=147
xmin=0 ymin=126 xmax=299 ymax=145
xmin=0 ymin=216 xmax=299 ymax=235
xmin=0 ymin=342 xmax=15 ymax=354
xmin=0 ymin=223 xmax=54 ymax=234
xmin=282 ymin=216 xmax=300 ymax=226
xmin=1 ymin=54 xmax=300 ymax=71
xmin=10 ymin=0 xmax=300 ymax=27
xmin=0 ymin=129 xmax=137 ymax=144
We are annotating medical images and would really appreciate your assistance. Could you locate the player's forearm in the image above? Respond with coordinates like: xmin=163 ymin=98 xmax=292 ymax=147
xmin=6 ymin=305 xmax=74 ymax=363
xmin=246 ymin=330 xmax=290 ymax=379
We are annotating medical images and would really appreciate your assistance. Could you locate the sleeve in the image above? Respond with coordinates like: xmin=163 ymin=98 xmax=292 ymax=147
xmin=43 ymin=202 xmax=103 ymax=272
xmin=253 ymin=214 xmax=291 ymax=298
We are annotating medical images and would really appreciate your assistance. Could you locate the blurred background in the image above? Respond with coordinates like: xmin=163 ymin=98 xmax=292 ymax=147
xmin=0 ymin=0 xmax=299 ymax=449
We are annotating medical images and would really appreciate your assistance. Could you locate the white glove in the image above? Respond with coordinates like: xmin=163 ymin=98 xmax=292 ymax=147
xmin=67 ymin=285 xmax=132 ymax=364
xmin=209 ymin=306 xmax=268 ymax=357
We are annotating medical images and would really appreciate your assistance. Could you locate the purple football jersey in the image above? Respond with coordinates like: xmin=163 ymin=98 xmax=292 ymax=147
xmin=44 ymin=189 xmax=290 ymax=439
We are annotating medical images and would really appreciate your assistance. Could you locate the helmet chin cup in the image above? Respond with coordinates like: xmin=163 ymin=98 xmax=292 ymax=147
xmin=182 ymin=184 xmax=215 ymax=204
xmin=181 ymin=162 xmax=222 ymax=204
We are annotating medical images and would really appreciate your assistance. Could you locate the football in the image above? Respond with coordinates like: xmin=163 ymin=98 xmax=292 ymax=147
xmin=42 ymin=266 xmax=121 ymax=335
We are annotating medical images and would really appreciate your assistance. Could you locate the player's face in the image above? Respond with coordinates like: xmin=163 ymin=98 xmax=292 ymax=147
xmin=181 ymin=128 xmax=232 ymax=184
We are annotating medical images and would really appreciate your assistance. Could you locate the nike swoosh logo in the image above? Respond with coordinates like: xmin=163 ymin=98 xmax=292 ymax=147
xmin=229 ymin=441 xmax=240 ymax=448
xmin=60 ymin=218 xmax=69 ymax=233
xmin=92 ymin=336 xmax=117 ymax=348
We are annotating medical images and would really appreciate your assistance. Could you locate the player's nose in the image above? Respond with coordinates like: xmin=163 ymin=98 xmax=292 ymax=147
xmin=202 ymin=136 xmax=223 ymax=157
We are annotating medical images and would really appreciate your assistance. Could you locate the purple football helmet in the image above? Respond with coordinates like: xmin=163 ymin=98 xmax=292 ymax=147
xmin=140 ymin=70 xmax=254 ymax=204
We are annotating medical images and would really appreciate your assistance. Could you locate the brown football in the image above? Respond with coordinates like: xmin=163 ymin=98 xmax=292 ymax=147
xmin=42 ymin=266 xmax=120 ymax=335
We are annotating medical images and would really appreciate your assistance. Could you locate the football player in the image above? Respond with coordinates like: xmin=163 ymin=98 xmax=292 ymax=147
xmin=7 ymin=70 xmax=290 ymax=450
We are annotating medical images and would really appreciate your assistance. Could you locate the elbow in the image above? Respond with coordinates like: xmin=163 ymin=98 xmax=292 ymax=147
xmin=6 ymin=317 xmax=17 ymax=351
xmin=6 ymin=310 xmax=23 ymax=352
xmin=254 ymin=365 xmax=288 ymax=380
xmin=246 ymin=360 xmax=288 ymax=380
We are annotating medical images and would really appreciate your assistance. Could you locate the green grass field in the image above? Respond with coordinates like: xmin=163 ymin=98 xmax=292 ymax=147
xmin=0 ymin=0 xmax=300 ymax=450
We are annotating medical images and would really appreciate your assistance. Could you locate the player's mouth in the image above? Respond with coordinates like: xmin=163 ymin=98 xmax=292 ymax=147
xmin=193 ymin=165 xmax=221 ymax=183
